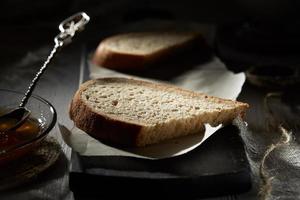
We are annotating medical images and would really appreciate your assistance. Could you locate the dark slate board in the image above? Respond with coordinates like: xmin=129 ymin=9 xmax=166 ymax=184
xmin=69 ymin=125 xmax=252 ymax=199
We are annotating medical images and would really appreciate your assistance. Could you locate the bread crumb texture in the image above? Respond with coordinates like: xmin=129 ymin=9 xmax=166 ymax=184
xmin=77 ymin=78 xmax=247 ymax=146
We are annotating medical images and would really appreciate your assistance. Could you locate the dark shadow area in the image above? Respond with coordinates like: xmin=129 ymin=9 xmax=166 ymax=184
xmin=69 ymin=125 xmax=252 ymax=199
xmin=35 ymin=151 xmax=70 ymax=182
xmin=0 ymin=149 xmax=68 ymax=193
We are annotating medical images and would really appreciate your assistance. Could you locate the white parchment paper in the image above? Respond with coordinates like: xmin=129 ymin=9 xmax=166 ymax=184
xmin=60 ymin=57 xmax=245 ymax=159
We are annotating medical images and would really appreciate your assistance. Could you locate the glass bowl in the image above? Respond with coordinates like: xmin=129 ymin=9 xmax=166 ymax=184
xmin=0 ymin=89 xmax=56 ymax=165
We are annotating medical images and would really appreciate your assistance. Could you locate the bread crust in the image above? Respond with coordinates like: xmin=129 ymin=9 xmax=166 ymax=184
xmin=92 ymin=44 xmax=148 ymax=69
xmin=92 ymin=32 xmax=204 ymax=70
xmin=69 ymin=78 xmax=249 ymax=147
xmin=69 ymin=80 xmax=143 ymax=146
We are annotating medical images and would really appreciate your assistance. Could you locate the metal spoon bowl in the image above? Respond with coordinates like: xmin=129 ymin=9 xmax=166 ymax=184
xmin=0 ymin=108 xmax=31 ymax=132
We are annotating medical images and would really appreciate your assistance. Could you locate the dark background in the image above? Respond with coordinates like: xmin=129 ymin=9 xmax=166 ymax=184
xmin=1 ymin=1 xmax=300 ymax=199
xmin=1 ymin=0 xmax=300 ymax=70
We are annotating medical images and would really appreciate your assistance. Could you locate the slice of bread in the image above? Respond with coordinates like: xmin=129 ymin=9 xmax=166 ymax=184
xmin=92 ymin=31 xmax=204 ymax=70
xmin=69 ymin=78 xmax=249 ymax=147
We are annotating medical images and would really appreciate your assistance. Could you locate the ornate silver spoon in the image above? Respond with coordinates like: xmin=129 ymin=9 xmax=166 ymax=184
xmin=0 ymin=12 xmax=90 ymax=132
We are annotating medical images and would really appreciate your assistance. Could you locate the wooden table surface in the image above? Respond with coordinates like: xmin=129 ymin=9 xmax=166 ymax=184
xmin=0 ymin=35 xmax=253 ymax=200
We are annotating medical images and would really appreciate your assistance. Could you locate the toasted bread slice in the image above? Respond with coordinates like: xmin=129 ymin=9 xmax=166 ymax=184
xmin=69 ymin=78 xmax=249 ymax=147
xmin=92 ymin=32 xmax=203 ymax=70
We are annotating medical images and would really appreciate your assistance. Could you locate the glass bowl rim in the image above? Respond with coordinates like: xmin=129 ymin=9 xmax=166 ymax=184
xmin=0 ymin=88 xmax=57 ymax=155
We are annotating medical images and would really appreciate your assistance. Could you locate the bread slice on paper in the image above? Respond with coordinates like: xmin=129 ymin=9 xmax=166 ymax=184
xmin=69 ymin=77 xmax=249 ymax=147
xmin=92 ymin=31 xmax=204 ymax=70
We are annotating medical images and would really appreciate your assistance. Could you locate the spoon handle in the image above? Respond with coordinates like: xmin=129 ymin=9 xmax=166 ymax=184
xmin=19 ymin=12 xmax=90 ymax=108
xmin=19 ymin=42 xmax=61 ymax=107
